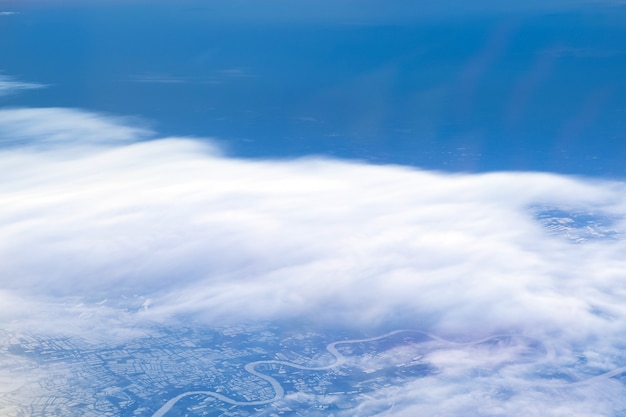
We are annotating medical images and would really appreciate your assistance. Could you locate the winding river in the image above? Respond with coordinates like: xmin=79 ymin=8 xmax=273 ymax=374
xmin=150 ymin=329 xmax=625 ymax=416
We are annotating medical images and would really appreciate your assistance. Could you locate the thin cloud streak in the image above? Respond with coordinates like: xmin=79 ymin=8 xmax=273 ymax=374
xmin=125 ymin=69 xmax=254 ymax=85
xmin=0 ymin=75 xmax=46 ymax=96
xmin=0 ymin=107 xmax=153 ymax=147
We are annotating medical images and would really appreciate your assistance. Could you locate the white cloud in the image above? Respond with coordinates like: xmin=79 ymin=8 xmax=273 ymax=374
xmin=1 ymin=107 xmax=626 ymax=414
xmin=346 ymin=374 xmax=626 ymax=417
xmin=0 ymin=75 xmax=45 ymax=96
xmin=1 ymin=107 xmax=625 ymax=338
xmin=0 ymin=107 xmax=153 ymax=148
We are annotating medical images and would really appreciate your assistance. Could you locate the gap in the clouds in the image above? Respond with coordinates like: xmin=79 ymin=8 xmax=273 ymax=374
xmin=8 ymin=315 xmax=615 ymax=417
xmin=531 ymin=205 xmax=622 ymax=243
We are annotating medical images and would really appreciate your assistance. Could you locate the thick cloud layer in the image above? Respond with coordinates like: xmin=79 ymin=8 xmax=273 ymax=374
xmin=2 ymin=107 xmax=626 ymax=336
xmin=2 ymin=107 xmax=626 ymax=415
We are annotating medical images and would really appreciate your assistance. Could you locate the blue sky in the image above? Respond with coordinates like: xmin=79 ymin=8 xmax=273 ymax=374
xmin=2 ymin=0 xmax=626 ymax=176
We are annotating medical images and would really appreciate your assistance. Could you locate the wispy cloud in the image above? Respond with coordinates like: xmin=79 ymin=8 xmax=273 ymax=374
xmin=542 ymin=46 xmax=626 ymax=58
xmin=584 ymin=0 xmax=626 ymax=6
xmin=1 ymin=107 xmax=626 ymax=415
xmin=126 ymin=69 xmax=254 ymax=85
xmin=0 ymin=75 xmax=46 ymax=96
xmin=217 ymin=68 xmax=254 ymax=78
xmin=0 ymin=107 xmax=153 ymax=147
xmin=126 ymin=73 xmax=188 ymax=84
